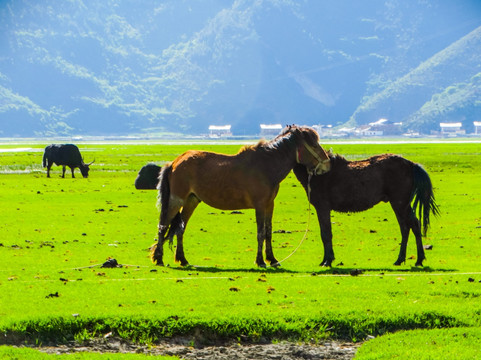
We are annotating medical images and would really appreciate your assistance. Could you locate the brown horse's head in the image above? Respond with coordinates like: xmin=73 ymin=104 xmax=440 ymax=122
xmin=291 ymin=125 xmax=331 ymax=175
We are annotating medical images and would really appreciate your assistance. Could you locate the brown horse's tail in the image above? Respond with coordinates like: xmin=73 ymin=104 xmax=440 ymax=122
xmin=157 ymin=163 xmax=173 ymax=241
xmin=156 ymin=163 xmax=184 ymax=247
xmin=411 ymin=164 xmax=440 ymax=236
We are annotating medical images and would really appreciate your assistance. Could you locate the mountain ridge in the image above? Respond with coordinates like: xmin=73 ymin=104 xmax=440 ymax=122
xmin=1 ymin=0 xmax=480 ymax=136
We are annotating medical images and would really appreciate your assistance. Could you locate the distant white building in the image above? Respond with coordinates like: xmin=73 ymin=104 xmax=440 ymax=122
xmin=337 ymin=127 xmax=356 ymax=136
xmin=208 ymin=125 xmax=232 ymax=137
xmin=474 ymin=121 xmax=481 ymax=135
xmin=357 ymin=126 xmax=383 ymax=136
xmin=367 ymin=118 xmax=403 ymax=135
xmin=260 ymin=124 xmax=282 ymax=137
xmin=440 ymin=122 xmax=465 ymax=135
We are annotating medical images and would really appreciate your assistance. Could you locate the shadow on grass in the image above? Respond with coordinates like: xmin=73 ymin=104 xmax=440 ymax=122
xmin=173 ymin=265 xmax=299 ymax=274
xmin=169 ymin=264 xmax=457 ymax=276
xmin=311 ymin=266 xmax=458 ymax=276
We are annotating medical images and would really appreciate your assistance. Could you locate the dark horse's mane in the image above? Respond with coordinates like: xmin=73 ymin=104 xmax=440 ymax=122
xmin=238 ymin=125 xmax=310 ymax=157
xmin=328 ymin=152 xmax=400 ymax=168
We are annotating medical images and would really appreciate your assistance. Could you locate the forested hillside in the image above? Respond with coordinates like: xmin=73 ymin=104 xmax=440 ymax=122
xmin=1 ymin=0 xmax=480 ymax=136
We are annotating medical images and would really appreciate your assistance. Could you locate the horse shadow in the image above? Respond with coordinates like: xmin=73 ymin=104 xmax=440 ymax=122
xmin=172 ymin=265 xmax=299 ymax=274
xmin=311 ymin=266 xmax=457 ymax=276
xmin=168 ymin=265 xmax=457 ymax=275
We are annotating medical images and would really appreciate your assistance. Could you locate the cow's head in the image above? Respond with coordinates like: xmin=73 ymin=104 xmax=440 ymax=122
xmin=135 ymin=163 xmax=162 ymax=189
xmin=80 ymin=159 xmax=94 ymax=178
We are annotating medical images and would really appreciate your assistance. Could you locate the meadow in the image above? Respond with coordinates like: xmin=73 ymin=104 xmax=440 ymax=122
xmin=0 ymin=140 xmax=480 ymax=359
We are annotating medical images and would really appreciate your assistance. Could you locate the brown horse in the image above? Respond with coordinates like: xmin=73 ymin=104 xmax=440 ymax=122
xmin=293 ymin=153 xmax=439 ymax=267
xmin=151 ymin=125 xmax=331 ymax=267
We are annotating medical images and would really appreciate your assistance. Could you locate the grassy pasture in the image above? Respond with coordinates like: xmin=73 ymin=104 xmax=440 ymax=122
xmin=0 ymin=140 xmax=481 ymax=357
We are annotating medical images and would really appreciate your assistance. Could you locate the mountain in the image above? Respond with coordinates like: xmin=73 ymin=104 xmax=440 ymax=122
xmin=351 ymin=25 xmax=481 ymax=133
xmin=1 ymin=0 xmax=481 ymax=137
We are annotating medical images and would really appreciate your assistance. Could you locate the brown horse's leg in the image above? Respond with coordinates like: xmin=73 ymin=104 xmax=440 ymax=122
xmin=152 ymin=226 xmax=168 ymax=266
xmin=264 ymin=212 xmax=280 ymax=267
xmin=153 ymin=201 xmax=182 ymax=266
xmin=174 ymin=194 xmax=200 ymax=266
xmin=317 ymin=210 xmax=335 ymax=267
xmin=255 ymin=209 xmax=267 ymax=268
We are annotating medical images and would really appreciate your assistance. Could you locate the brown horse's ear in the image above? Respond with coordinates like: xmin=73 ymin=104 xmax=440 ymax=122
xmin=328 ymin=148 xmax=334 ymax=156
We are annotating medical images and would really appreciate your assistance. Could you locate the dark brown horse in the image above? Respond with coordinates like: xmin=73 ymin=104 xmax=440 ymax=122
xmin=293 ymin=153 xmax=439 ymax=267
xmin=151 ymin=125 xmax=331 ymax=267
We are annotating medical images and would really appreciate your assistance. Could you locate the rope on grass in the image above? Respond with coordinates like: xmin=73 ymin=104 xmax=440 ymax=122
xmin=11 ymin=271 xmax=481 ymax=284
xmin=269 ymin=173 xmax=313 ymax=267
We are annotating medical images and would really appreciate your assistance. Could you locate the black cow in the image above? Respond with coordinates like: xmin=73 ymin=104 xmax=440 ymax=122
xmin=43 ymin=144 xmax=93 ymax=178
xmin=135 ymin=163 xmax=161 ymax=189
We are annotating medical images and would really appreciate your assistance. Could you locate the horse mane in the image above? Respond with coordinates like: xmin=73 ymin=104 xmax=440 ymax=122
xmin=238 ymin=125 xmax=306 ymax=156
xmin=237 ymin=139 xmax=268 ymax=153
xmin=329 ymin=153 xmax=348 ymax=165
xmin=329 ymin=153 xmax=404 ymax=170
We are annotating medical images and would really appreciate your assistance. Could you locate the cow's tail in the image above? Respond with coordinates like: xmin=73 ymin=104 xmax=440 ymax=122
xmin=411 ymin=164 xmax=440 ymax=236
xmin=42 ymin=150 xmax=47 ymax=167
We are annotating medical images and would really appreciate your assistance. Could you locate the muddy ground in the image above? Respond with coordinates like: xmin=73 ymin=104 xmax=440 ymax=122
xmin=38 ymin=337 xmax=360 ymax=359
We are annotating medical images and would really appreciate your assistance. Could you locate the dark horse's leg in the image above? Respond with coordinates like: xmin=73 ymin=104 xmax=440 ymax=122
xmin=317 ymin=209 xmax=335 ymax=267
xmin=411 ymin=213 xmax=425 ymax=266
xmin=174 ymin=194 xmax=200 ymax=266
xmin=392 ymin=203 xmax=425 ymax=266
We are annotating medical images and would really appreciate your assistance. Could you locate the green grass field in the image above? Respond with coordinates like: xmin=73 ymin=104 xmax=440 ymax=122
xmin=1 ymin=140 xmax=481 ymax=358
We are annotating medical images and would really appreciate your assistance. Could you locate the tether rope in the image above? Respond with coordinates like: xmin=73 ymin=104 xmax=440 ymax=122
xmin=268 ymin=173 xmax=313 ymax=267
xmin=10 ymin=271 xmax=481 ymax=284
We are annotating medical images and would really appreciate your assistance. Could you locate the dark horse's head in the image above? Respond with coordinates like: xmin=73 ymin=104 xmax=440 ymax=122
xmin=276 ymin=125 xmax=331 ymax=175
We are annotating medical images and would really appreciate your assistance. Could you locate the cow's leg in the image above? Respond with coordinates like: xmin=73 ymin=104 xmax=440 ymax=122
xmin=61 ymin=166 xmax=66 ymax=178
xmin=46 ymin=161 xmax=52 ymax=178
xmin=71 ymin=167 xmax=75 ymax=178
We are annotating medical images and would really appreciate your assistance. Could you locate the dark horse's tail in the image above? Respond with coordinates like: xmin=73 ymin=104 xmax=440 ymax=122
xmin=411 ymin=164 xmax=440 ymax=236
xmin=157 ymin=163 xmax=182 ymax=245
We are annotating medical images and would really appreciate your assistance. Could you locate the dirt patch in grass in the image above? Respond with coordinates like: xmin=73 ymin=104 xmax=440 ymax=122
xmin=37 ymin=337 xmax=360 ymax=359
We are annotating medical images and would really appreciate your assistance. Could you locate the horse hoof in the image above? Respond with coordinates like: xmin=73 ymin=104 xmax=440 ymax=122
xmin=257 ymin=263 xmax=267 ymax=268
xmin=270 ymin=262 xmax=281 ymax=268
xmin=393 ymin=260 xmax=404 ymax=266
